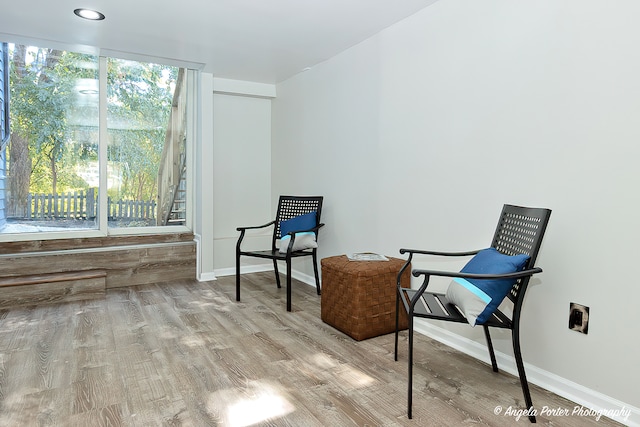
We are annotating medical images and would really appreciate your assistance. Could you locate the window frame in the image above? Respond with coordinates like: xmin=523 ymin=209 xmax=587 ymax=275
xmin=0 ymin=39 xmax=197 ymax=242
xmin=1 ymin=42 xmax=9 ymax=149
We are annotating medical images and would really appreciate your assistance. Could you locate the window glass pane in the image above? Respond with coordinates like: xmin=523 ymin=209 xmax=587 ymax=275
xmin=0 ymin=41 xmax=190 ymax=239
xmin=106 ymin=58 xmax=186 ymax=228
xmin=1 ymin=44 xmax=99 ymax=234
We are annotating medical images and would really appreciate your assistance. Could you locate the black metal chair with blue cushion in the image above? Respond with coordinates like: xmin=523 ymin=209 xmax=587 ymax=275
xmin=395 ymin=204 xmax=551 ymax=423
xmin=236 ymin=195 xmax=324 ymax=312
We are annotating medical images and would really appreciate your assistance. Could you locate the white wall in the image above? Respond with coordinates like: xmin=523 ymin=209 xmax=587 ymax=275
xmin=272 ymin=0 xmax=640 ymax=420
xmin=194 ymin=73 xmax=215 ymax=280
xmin=210 ymin=84 xmax=274 ymax=275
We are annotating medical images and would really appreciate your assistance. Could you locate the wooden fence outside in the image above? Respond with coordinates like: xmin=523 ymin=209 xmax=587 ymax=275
xmin=18 ymin=189 xmax=157 ymax=221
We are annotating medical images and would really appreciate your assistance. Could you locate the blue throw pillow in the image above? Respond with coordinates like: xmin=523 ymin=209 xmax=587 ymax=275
xmin=279 ymin=212 xmax=318 ymax=253
xmin=445 ymin=248 xmax=530 ymax=326
xmin=280 ymin=211 xmax=317 ymax=236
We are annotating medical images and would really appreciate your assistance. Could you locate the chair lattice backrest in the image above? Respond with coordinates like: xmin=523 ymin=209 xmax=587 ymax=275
xmin=273 ymin=196 xmax=323 ymax=241
xmin=490 ymin=205 xmax=551 ymax=304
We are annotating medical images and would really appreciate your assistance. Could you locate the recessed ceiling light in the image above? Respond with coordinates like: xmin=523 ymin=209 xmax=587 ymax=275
xmin=74 ymin=8 xmax=105 ymax=21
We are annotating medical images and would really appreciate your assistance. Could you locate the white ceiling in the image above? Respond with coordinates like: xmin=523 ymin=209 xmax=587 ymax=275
xmin=0 ymin=0 xmax=438 ymax=84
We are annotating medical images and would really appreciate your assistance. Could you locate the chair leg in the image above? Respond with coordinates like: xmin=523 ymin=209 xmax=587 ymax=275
xmin=312 ymin=251 xmax=321 ymax=295
xmin=394 ymin=291 xmax=401 ymax=362
xmin=407 ymin=315 xmax=414 ymax=419
xmin=286 ymin=258 xmax=292 ymax=312
xmin=513 ymin=328 xmax=536 ymax=423
xmin=236 ymin=253 xmax=241 ymax=301
xmin=273 ymin=259 xmax=281 ymax=288
xmin=483 ymin=325 xmax=499 ymax=372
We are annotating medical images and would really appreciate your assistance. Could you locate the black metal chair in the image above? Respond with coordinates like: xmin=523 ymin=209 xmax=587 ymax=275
xmin=236 ymin=195 xmax=324 ymax=312
xmin=395 ymin=204 xmax=551 ymax=423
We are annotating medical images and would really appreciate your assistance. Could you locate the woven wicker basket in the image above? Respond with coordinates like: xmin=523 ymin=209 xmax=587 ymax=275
xmin=321 ymin=255 xmax=410 ymax=341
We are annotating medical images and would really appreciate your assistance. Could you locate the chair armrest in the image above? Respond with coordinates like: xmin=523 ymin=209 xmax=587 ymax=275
xmin=410 ymin=267 xmax=543 ymax=281
xmin=396 ymin=247 xmax=481 ymax=288
xmin=236 ymin=220 xmax=277 ymax=252
xmin=236 ymin=220 xmax=276 ymax=232
xmin=283 ymin=223 xmax=325 ymax=236
xmin=399 ymin=248 xmax=481 ymax=257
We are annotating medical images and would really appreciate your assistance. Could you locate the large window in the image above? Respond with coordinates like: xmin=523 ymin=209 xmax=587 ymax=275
xmin=0 ymin=41 xmax=191 ymax=238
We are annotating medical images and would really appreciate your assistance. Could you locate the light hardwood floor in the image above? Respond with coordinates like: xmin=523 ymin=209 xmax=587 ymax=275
xmin=0 ymin=272 xmax=624 ymax=426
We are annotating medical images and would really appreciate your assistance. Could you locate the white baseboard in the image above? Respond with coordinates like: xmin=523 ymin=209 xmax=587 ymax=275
xmin=214 ymin=264 xmax=318 ymax=289
xmin=290 ymin=269 xmax=318 ymax=288
xmin=214 ymin=263 xmax=273 ymax=278
xmin=413 ymin=321 xmax=638 ymax=426
xmin=197 ymin=271 xmax=217 ymax=282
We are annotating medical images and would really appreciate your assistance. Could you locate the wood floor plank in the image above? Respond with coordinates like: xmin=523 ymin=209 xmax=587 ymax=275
xmin=67 ymin=403 xmax=125 ymax=427
xmin=0 ymin=273 xmax=627 ymax=426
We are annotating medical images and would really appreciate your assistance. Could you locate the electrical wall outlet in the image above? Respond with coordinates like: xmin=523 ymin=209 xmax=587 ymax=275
xmin=569 ymin=302 xmax=589 ymax=334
